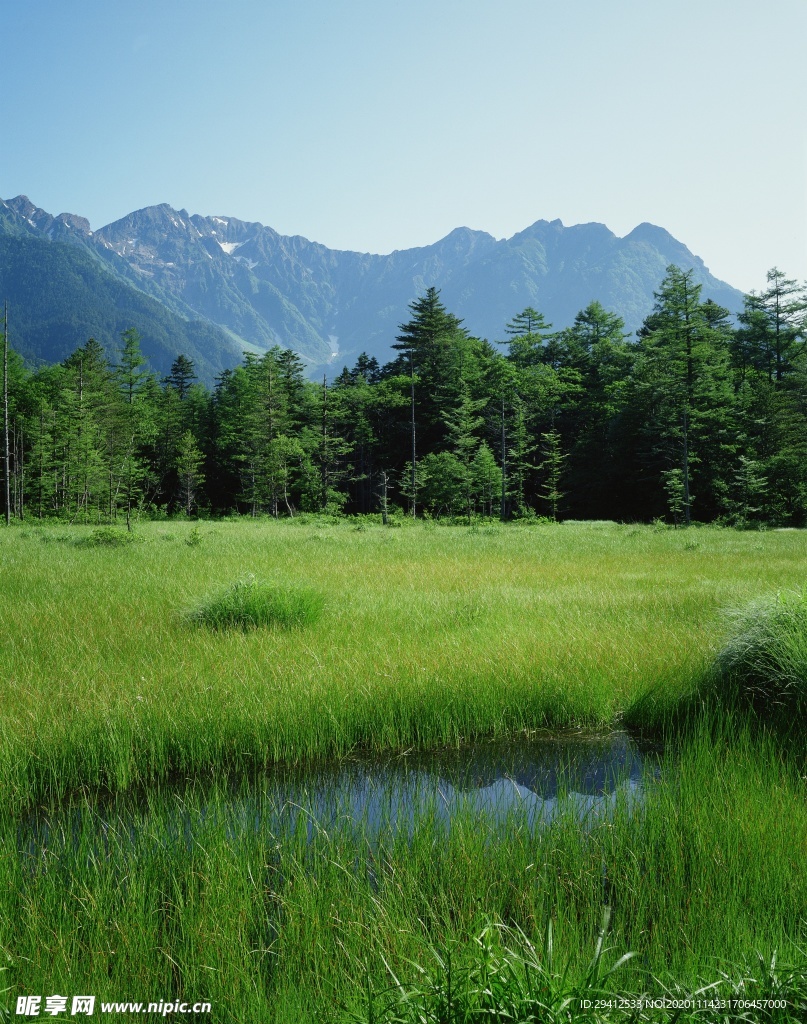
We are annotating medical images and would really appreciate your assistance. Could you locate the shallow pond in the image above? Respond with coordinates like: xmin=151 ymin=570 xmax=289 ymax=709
xmin=18 ymin=730 xmax=661 ymax=863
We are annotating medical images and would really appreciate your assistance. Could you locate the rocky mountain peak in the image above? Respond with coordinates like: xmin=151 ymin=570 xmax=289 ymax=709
xmin=54 ymin=212 xmax=91 ymax=234
xmin=1 ymin=194 xmax=746 ymax=376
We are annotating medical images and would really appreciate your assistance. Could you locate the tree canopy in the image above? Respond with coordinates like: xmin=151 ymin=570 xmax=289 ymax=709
xmin=2 ymin=267 xmax=806 ymax=526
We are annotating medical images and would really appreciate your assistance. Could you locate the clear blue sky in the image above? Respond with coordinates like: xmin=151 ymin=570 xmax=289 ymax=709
xmin=3 ymin=0 xmax=805 ymax=293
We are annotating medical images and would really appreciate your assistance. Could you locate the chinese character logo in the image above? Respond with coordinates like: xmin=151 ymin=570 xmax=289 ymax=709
xmin=16 ymin=996 xmax=41 ymax=1017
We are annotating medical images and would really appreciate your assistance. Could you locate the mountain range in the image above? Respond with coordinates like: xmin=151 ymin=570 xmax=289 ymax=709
xmin=0 ymin=194 xmax=745 ymax=383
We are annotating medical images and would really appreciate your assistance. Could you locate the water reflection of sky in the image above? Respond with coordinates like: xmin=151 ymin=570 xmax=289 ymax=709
xmin=18 ymin=732 xmax=662 ymax=865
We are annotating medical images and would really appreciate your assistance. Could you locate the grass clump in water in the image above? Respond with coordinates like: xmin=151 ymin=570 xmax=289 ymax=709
xmin=190 ymin=573 xmax=324 ymax=631
xmin=715 ymin=589 xmax=807 ymax=717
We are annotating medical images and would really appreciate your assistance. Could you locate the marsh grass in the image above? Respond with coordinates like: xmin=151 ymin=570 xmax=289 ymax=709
xmin=3 ymin=519 xmax=807 ymax=1019
xmin=628 ymin=586 xmax=807 ymax=736
xmin=1 ymin=520 xmax=807 ymax=806
xmin=347 ymin=913 xmax=640 ymax=1024
xmin=188 ymin=574 xmax=324 ymax=631
xmin=0 ymin=968 xmax=8 ymax=1024
xmin=186 ymin=525 xmax=203 ymax=547
xmin=76 ymin=526 xmax=139 ymax=547
xmin=2 ymin=714 xmax=806 ymax=1022
xmin=713 ymin=588 xmax=807 ymax=718
xmin=349 ymin=919 xmax=807 ymax=1023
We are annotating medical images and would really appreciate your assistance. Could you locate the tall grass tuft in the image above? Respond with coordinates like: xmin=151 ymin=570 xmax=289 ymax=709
xmin=76 ymin=526 xmax=137 ymax=547
xmin=189 ymin=573 xmax=324 ymax=631
xmin=714 ymin=589 xmax=807 ymax=717
xmin=348 ymin=924 xmax=807 ymax=1023
xmin=348 ymin=912 xmax=642 ymax=1024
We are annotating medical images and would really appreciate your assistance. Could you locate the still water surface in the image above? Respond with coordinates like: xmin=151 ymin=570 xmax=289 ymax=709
xmin=20 ymin=731 xmax=661 ymax=862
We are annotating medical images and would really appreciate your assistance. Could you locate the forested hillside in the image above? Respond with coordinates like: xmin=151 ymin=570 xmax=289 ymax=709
xmin=2 ymin=265 xmax=805 ymax=525
xmin=0 ymin=235 xmax=248 ymax=380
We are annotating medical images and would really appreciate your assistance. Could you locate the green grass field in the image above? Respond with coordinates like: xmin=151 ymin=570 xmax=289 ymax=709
xmin=1 ymin=519 xmax=806 ymax=1021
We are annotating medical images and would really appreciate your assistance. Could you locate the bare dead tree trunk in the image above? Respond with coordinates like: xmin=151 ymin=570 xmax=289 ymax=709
xmin=410 ymin=356 xmax=416 ymax=518
xmin=500 ymin=396 xmax=507 ymax=522
xmin=13 ymin=422 xmax=24 ymax=519
xmin=379 ymin=469 xmax=390 ymax=525
xmin=682 ymin=407 xmax=691 ymax=527
xmin=321 ymin=374 xmax=329 ymax=511
xmin=3 ymin=303 xmax=10 ymax=527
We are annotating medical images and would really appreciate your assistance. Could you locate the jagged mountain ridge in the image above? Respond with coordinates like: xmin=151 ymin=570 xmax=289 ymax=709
xmin=1 ymin=195 xmax=745 ymax=380
xmin=0 ymin=198 xmax=251 ymax=381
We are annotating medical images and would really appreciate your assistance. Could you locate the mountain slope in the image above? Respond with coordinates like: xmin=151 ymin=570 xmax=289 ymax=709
xmin=0 ymin=233 xmax=245 ymax=380
xmin=1 ymin=195 xmax=746 ymax=377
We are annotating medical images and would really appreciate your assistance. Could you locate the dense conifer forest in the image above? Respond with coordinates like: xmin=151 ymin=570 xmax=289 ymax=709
xmin=2 ymin=264 xmax=806 ymax=526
